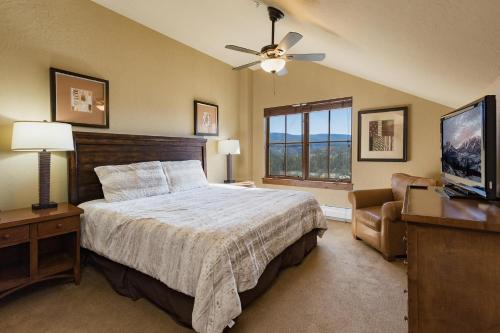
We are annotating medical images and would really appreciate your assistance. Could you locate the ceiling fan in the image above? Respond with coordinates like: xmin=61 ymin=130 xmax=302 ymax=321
xmin=225 ymin=6 xmax=325 ymax=76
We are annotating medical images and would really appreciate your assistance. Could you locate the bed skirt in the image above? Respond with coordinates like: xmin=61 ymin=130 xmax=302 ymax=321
xmin=83 ymin=228 xmax=320 ymax=329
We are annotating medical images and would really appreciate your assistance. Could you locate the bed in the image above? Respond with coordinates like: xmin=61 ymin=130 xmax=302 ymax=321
xmin=68 ymin=132 xmax=327 ymax=333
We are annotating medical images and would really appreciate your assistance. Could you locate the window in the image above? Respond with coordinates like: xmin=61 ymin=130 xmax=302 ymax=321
xmin=268 ymin=113 xmax=303 ymax=177
xmin=265 ymin=98 xmax=352 ymax=188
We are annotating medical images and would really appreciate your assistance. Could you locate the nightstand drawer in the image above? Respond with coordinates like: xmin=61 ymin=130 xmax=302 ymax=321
xmin=0 ymin=226 xmax=29 ymax=248
xmin=38 ymin=217 xmax=79 ymax=238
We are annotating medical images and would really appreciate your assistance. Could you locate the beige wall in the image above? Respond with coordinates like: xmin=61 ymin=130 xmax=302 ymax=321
xmin=0 ymin=0 xmax=245 ymax=210
xmin=251 ymin=62 xmax=451 ymax=207
xmin=0 ymin=0 xmax=454 ymax=211
xmin=484 ymin=76 xmax=500 ymax=176
xmin=485 ymin=76 xmax=500 ymax=105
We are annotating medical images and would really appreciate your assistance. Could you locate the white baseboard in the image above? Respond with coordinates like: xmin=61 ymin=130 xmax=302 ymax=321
xmin=321 ymin=205 xmax=352 ymax=222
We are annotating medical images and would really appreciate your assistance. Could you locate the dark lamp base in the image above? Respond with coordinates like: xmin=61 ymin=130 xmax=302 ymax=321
xmin=224 ymin=180 xmax=236 ymax=184
xmin=32 ymin=202 xmax=58 ymax=210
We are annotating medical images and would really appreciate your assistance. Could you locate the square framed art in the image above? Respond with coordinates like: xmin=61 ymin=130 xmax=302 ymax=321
xmin=357 ymin=106 xmax=408 ymax=161
xmin=50 ymin=68 xmax=109 ymax=128
xmin=194 ymin=100 xmax=219 ymax=136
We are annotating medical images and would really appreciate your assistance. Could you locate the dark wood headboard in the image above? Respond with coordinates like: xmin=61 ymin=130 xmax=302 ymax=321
xmin=67 ymin=131 xmax=207 ymax=205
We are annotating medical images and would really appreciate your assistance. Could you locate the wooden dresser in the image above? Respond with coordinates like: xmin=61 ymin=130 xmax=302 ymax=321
xmin=402 ymin=186 xmax=500 ymax=333
xmin=0 ymin=203 xmax=83 ymax=299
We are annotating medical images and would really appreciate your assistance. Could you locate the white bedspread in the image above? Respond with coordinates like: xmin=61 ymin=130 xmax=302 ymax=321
xmin=79 ymin=185 xmax=327 ymax=333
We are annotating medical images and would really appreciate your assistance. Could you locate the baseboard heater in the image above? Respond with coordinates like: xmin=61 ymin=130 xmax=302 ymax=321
xmin=321 ymin=205 xmax=352 ymax=222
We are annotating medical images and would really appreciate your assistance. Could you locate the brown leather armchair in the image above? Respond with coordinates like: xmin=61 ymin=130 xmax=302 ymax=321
xmin=348 ymin=173 xmax=436 ymax=261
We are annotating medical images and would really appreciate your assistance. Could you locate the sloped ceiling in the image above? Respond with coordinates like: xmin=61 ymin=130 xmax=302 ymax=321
xmin=92 ymin=0 xmax=500 ymax=108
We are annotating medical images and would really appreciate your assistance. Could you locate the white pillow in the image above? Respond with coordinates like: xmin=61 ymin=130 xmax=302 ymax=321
xmin=94 ymin=161 xmax=169 ymax=202
xmin=162 ymin=160 xmax=208 ymax=192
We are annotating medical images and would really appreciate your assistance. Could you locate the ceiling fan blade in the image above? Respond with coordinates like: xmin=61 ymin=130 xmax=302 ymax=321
xmin=276 ymin=67 xmax=288 ymax=76
xmin=277 ymin=32 xmax=303 ymax=52
xmin=287 ymin=53 xmax=326 ymax=61
xmin=232 ymin=61 xmax=261 ymax=71
xmin=225 ymin=45 xmax=261 ymax=56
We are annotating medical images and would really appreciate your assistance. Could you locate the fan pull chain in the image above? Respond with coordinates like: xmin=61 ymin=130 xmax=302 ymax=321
xmin=273 ymin=74 xmax=276 ymax=96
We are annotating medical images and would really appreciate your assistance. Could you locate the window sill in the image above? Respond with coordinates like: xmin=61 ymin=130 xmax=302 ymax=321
xmin=262 ymin=177 xmax=353 ymax=190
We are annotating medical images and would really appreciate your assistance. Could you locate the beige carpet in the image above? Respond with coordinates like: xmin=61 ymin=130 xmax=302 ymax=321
xmin=0 ymin=221 xmax=407 ymax=333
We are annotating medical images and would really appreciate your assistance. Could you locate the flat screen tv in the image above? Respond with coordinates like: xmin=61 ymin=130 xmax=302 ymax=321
xmin=440 ymin=95 xmax=497 ymax=200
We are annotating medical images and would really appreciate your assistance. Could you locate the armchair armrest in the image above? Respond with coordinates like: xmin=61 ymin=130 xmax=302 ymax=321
xmin=381 ymin=200 xmax=403 ymax=223
xmin=380 ymin=200 xmax=406 ymax=259
xmin=348 ymin=188 xmax=394 ymax=210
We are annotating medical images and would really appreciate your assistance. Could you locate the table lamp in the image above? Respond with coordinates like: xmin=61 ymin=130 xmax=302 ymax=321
xmin=218 ymin=139 xmax=240 ymax=183
xmin=11 ymin=121 xmax=74 ymax=210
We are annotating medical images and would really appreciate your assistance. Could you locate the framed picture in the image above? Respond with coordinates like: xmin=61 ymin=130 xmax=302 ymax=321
xmin=358 ymin=106 xmax=408 ymax=162
xmin=50 ymin=67 xmax=109 ymax=128
xmin=194 ymin=100 xmax=219 ymax=136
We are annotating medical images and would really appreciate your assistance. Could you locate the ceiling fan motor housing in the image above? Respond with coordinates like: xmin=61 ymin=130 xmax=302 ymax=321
xmin=261 ymin=44 xmax=284 ymax=57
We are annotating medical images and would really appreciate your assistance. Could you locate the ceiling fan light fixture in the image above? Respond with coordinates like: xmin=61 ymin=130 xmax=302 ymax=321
xmin=260 ymin=58 xmax=286 ymax=73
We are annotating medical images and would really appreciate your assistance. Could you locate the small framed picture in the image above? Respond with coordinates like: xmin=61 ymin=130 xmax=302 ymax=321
xmin=358 ymin=106 xmax=408 ymax=162
xmin=194 ymin=100 xmax=219 ymax=136
xmin=50 ymin=68 xmax=109 ymax=128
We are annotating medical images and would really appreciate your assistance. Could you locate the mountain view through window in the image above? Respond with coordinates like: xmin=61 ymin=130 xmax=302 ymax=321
xmin=266 ymin=98 xmax=352 ymax=183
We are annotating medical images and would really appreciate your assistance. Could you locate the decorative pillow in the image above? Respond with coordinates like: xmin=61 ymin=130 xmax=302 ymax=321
xmin=94 ymin=161 xmax=169 ymax=202
xmin=162 ymin=160 xmax=208 ymax=192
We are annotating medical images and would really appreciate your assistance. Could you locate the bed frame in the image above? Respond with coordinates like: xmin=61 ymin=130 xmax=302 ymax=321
xmin=67 ymin=131 xmax=318 ymax=329
xmin=67 ymin=131 xmax=207 ymax=205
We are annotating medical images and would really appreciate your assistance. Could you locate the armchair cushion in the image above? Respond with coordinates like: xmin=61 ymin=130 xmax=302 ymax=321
xmin=355 ymin=206 xmax=382 ymax=231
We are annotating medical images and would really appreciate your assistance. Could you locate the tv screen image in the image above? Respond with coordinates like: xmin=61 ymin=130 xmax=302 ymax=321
xmin=442 ymin=103 xmax=483 ymax=187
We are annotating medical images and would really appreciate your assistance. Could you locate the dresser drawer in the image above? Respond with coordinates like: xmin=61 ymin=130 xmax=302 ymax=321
xmin=0 ymin=226 xmax=29 ymax=248
xmin=37 ymin=217 xmax=80 ymax=238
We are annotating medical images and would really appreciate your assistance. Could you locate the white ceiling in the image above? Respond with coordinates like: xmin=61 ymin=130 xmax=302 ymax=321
xmin=92 ymin=0 xmax=500 ymax=107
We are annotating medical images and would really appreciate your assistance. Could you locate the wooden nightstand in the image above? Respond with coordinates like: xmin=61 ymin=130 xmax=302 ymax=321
xmin=231 ymin=181 xmax=256 ymax=188
xmin=0 ymin=203 xmax=83 ymax=299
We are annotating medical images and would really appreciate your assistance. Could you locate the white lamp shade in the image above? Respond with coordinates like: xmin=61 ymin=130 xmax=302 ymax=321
xmin=11 ymin=121 xmax=74 ymax=151
xmin=218 ymin=139 xmax=240 ymax=155
xmin=260 ymin=58 xmax=286 ymax=73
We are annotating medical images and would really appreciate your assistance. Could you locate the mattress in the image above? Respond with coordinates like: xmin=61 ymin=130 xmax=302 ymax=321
xmin=79 ymin=184 xmax=327 ymax=333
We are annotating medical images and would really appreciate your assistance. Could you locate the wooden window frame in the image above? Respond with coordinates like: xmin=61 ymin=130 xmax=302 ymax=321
xmin=264 ymin=97 xmax=353 ymax=190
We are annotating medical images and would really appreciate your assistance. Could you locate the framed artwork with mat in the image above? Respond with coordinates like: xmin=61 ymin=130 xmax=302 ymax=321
xmin=194 ymin=100 xmax=219 ymax=136
xmin=358 ymin=106 xmax=408 ymax=162
xmin=50 ymin=67 xmax=109 ymax=128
